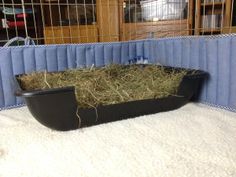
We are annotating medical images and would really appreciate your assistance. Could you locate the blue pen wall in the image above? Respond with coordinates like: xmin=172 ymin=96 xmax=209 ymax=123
xmin=0 ymin=35 xmax=236 ymax=112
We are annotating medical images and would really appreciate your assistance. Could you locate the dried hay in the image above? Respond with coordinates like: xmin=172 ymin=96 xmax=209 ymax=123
xmin=18 ymin=65 xmax=187 ymax=108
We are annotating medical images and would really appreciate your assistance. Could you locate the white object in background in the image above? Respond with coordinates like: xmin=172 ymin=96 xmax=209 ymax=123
xmin=136 ymin=56 xmax=144 ymax=64
xmin=211 ymin=15 xmax=217 ymax=28
xmin=143 ymin=59 xmax=149 ymax=64
xmin=202 ymin=15 xmax=209 ymax=29
xmin=1 ymin=19 xmax=9 ymax=28
xmin=3 ymin=37 xmax=35 ymax=47
xmin=202 ymin=14 xmax=222 ymax=29
xmin=140 ymin=0 xmax=186 ymax=21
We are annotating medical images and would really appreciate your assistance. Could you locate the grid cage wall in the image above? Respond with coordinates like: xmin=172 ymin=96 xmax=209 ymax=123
xmin=0 ymin=0 xmax=236 ymax=46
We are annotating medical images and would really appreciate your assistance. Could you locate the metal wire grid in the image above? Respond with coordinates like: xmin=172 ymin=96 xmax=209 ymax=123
xmin=0 ymin=0 xmax=235 ymax=46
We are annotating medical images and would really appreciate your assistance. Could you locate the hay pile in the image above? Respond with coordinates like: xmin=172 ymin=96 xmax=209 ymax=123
xmin=18 ymin=65 xmax=187 ymax=108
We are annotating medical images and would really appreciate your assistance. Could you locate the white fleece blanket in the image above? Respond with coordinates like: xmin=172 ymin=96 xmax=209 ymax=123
xmin=0 ymin=103 xmax=236 ymax=177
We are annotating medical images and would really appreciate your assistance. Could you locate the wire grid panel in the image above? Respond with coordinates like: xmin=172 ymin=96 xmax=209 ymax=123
xmin=0 ymin=0 xmax=235 ymax=46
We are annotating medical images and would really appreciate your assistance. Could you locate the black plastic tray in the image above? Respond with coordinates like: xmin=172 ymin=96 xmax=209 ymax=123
xmin=14 ymin=65 xmax=208 ymax=131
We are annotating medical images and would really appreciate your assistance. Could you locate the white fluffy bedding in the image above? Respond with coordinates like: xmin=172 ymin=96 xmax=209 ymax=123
xmin=0 ymin=103 xmax=236 ymax=177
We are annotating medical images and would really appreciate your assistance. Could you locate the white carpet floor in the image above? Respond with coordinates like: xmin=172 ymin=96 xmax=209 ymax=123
xmin=0 ymin=103 xmax=236 ymax=177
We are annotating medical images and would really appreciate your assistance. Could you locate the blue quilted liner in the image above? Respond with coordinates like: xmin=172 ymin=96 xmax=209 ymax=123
xmin=0 ymin=35 xmax=236 ymax=112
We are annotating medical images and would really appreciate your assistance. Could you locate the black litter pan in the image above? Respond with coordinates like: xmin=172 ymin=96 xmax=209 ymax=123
xmin=14 ymin=65 xmax=208 ymax=131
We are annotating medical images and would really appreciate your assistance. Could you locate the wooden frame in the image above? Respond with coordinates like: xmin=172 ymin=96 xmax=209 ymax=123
xmin=119 ymin=0 xmax=194 ymax=40
xmin=194 ymin=0 xmax=232 ymax=35
xmin=44 ymin=25 xmax=98 ymax=44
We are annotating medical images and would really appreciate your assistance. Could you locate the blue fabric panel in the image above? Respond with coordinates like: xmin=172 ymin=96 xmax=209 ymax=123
xmin=144 ymin=41 xmax=150 ymax=61
xmin=11 ymin=48 xmax=25 ymax=75
xmin=199 ymin=39 xmax=207 ymax=70
xmin=1 ymin=37 xmax=236 ymax=112
xmin=129 ymin=42 xmax=136 ymax=60
xmin=156 ymin=41 xmax=166 ymax=65
xmin=0 ymin=71 xmax=4 ymax=108
xmin=150 ymin=40 xmax=158 ymax=63
xmin=57 ymin=46 xmax=68 ymax=71
xmin=205 ymin=38 xmax=218 ymax=104
xmin=0 ymin=49 xmax=16 ymax=107
xmin=230 ymin=38 xmax=236 ymax=108
xmin=11 ymin=48 xmax=25 ymax=105
xmin=165 ymin=40 xmax=174 ymax=66
xmin=104 ymin=45 xmax=113 ymax=65
xmin=217 ymin=38 xmax=231 ymax=107
xmin=173 ymin=40 xmax=182 ymax=67
xmin=153 ymin=35 xmax=236 ymax=111
xmin=23 ymin=48 xmax=36 ymax=73
xmin=163 ymin=41 xmax=169 ymax=65
xmin=95 ymin=45 xmax=105 ymax=66
xmin=67 ymin=46 xmax=76 ymax=69
xmin=199 ymin=39 xmax=207 ymax=101
xmin=85 ymin=46 xmax=95 ymax=67
xmin=136 ymin=42 xmax=144 ymax=58
xmin=112 ymin=44 xmax=121 ymax=64
xmin=181 ymin=39 xmax=191 ymax=68
xmin=46 ymin=47 xmax=58 ymax=72
xmin=189 ymin=39 xmax=200 ymax=69
xmin=76 ymin=46 xmax=86 ymax=68
xmin=35 ymin=47 xmax=47 ymax=71
xmin=121 ymin=43 xmax=129 ymax=64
